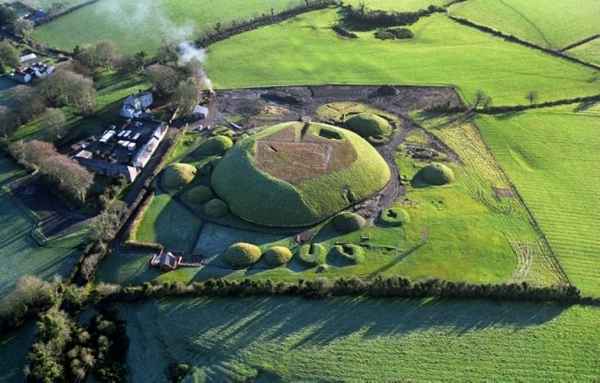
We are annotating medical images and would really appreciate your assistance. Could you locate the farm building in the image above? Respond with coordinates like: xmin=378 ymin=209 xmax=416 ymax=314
xmin=12 ymin=62 xmax=55 ymax=84
xmin=150 ymin=251 xmax=182 ymax=271
xmin=73 ymin=118 xmax=168 ymax=182
xmin=120 ymin=92 xmax=154 ymax=119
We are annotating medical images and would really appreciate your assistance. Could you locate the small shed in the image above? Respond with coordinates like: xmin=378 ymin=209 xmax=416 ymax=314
xmin=150 ymin=251 xmax=182 ymax=272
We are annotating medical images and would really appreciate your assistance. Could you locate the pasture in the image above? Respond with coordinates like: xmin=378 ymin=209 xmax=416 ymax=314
xmin=0 ymin=158 xmax=84 ymax=295
xmin=33 ymin=0 xmax=306 ymax=54
xmin=567 ymin=38 xmax=600 ymax=66
xmin=448 ymin=0 xmax=600 ymax=50
xmin=205 ymin=11 xmax=600 ymax=106
xmin=478 ymin=105 xmax=600 ymax=297
xmin=123 ymin=297 xmax=600 ymax=382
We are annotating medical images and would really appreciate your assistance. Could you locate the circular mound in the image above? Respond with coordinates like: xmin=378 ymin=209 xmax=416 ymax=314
xmin=264 ymin=246 xmax=293 ymax=267
xmin=162 ymin=163 xmax=197 ymax=191
xmin=416 ymin=163 xmax=455 ymax=186
xmin=195 ymin=135 xmax=233 ymax=157
xmin=330 ymin=244 xmax=365 ymax=265
xmin=344 ymin=113 xmax=391 ymax=139
xmin=203 ymin=198 xmax=228 ymax=218
xmin=181 ymin=185 xmax=214 ymax=206
xmin=298 ymin=243 xmax=327 ymax=267
xmin=379 ymin=208 xmax=410 ymax=227
xmin=224 ymin=242 xmax=262 ymax=268
xmin=332 ymin=212 xmax=366 ymax=233
xmin=211 ymin=122 xmax=391 ymax=227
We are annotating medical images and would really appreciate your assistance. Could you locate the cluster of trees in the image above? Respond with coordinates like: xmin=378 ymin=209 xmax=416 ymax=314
xmin=9 ymin=140 xmax=94 ymax=204
xmin=95 ymin=277 xmax=585 ymax=305
xmin=0 ymin=276 xmax=58 ymax=333
xmin=339 ymin=3 xmax=444 ymax=30
xmin=26 ymin=306 xmax=128 ymax=383
xmin=0 ymin=40 xmax=20 ymax=72
xmin=145 ymin=44 xmax=205 ymax=117
xmin=74 ymin=41 xmax=146 ymax=76
xmin=0 ymin=69 xmax=97 ymax=142
xmin=0 ymin=4 xmax=34 ymax=38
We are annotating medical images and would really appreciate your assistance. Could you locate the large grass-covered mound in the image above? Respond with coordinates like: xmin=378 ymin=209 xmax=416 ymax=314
xmin=162 ymin=163 xmax=197 ymax=192
xmin=211 ymin=122 xmax=391 ymax=227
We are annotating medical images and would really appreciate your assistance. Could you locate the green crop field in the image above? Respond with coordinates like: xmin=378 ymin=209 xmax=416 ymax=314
xmin=567 ymin=38 xmax=600 ymax=66
xmin=205 ymin=11 xmax=600 ymax=106
xmin=449 ymin=0 xmax=600 ymax=50
xmin=122 ymin=297 xmax=600 ymax=382
xmin=478 ymin=106 xmax=600 ymax=297
xmin=33 ymin=0 xmax=306 ymax=54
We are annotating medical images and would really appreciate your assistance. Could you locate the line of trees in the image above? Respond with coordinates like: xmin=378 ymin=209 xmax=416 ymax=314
xmin=339 ymin=3 xmax=444 ymax=30
xmin=9 ymin=140 xmax=94 ymax=204
xmin=95 ymin=277 xmax=588 ymax=305
xmin=0 ymin=4 xmax=34 ymax=38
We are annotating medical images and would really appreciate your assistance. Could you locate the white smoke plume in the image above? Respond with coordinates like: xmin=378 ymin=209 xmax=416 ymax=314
xmin=177 ymin=42 xmax=206 ymax=65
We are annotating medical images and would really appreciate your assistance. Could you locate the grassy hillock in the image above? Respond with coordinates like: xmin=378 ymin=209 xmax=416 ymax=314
xmin=211 ymin=122 xmax=390 ymax=227
xmin=449 ymin=0 xmax=600 ymax=50
xmin=122 ymin=297 xmax=600 ymax=382
xmin=477 ymin=105 xmax=600 ymax=297
xmin=206 ymin=11 xmax=600 ymax=106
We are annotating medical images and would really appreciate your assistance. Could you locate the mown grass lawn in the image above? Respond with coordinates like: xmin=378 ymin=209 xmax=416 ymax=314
xmin=33 ymin=0 xmax=306 ymax=54
xmin=448 ymin=0 xmax=600 ymax=50
xmin=206 ymin=11 xmax=600 ymax=106
xmin=478 ymin=105 xmax=600 ymax=297
xmin=122 ymin=297 xmax=600 ymax=382
xmin=132 ymin=193 xmax=202 ymax=254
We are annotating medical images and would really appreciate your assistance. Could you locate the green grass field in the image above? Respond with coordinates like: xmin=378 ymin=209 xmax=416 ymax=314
xmin=205 ymin=11 xmax=600 ymax=106
xmin=0 ymin=324 xmax=35 ymax=383
xmin=567 ymin=38 xmax=600 ymax=66
xmin=123 ymin=297 xmax=600 ymax=382
xmin=131 ymin=192 xmax=202 ymax=254
xmin=478 ymin=105 xmax=600 ymax=297
xmin=33 ymin=0 xmax=306 ymax=54
xmin=345 ymin=0 xmax=447 ymax=11
xmin=449 ymin=0 xmax=600 ymax=50
xmin=0 ymin=158 xmax=85 ymax=296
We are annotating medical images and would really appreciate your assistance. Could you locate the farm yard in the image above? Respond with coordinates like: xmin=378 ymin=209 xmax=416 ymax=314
xmin=0 ymin=0 xmax=599 ymax=381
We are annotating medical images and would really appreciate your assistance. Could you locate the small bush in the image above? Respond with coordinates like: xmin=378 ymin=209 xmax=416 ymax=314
xmin=162 ymin=163 xmax=197 ymax=191
xmin=415 ymin=163 xmax=455 ymax=186
xmin=298 ymin=243 xmax=327 ymax=266
xmin=330 ymin=244 xmax=366 ymax=265
xmin=182 ymin=185 xmax=214 ymax=206
xmin=379 ymin=208 xmax=410 ymax=226
xmin=375 ymin=27 xmax=414 ymax=40
xmin=344 ymin=113 xmax=392 ymax=139
xmin=203 ymin=198 xmax=229 ymax=218
xmin=224 ymin=243 xmax=262 ymax=268
xmin=333 ymin=212 xmax=366 ymax=233
xmin=195 ymin=135 xmax=233 ymax=157
xmin=264 ymin=246 xmax=293 ymax=267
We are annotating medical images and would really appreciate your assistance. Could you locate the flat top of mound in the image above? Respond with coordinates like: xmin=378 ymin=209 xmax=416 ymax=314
xmin=211 ymin=122 xmax=391 ymax=227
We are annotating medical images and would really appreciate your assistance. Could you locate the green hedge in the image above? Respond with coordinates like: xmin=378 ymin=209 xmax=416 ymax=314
xmin=224 ymin=243 xmax=262 ymax=268
xmin=298 ymin=243 xmax=327 ymax=266
xmin=263 ymin=246 xmax=294 ymax=267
